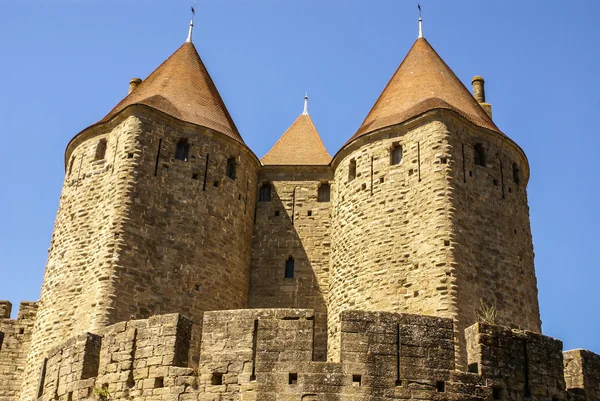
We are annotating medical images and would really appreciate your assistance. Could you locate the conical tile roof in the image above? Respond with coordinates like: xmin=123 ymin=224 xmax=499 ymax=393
xmin=98 ymin=42 xmax=243 ymax=144
xmin=262 ymin=113 xmax=331 ymax=165
xmin=349 ymin=38 xmax=502 ymax=144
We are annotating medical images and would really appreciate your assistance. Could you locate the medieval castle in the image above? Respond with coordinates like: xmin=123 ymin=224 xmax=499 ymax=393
xmin=1 ymin=15 xmax=598 ymax=401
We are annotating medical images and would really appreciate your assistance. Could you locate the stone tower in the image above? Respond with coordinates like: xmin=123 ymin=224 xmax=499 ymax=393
xmin=249 ymin=96 xmax=333 ymax=361
xmin=328 ymin=37 xmax=540 ymax=364
xmin=19 ymin=39 xmax=260 ymax=398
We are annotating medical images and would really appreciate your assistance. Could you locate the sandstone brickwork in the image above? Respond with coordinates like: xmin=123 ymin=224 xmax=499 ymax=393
xmin=0 ymin=302 xmax=38 ymax=401
xmin=2 ymin=25 xmax=597 ymax=401
xmin=249 ymin=166 xmax=333 ymax=361
xmin=26 ymin=309 xmax=600 ymax=401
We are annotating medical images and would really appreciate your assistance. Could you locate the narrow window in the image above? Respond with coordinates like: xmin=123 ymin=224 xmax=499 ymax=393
xmin=94 ymin=139 xmax=107 ymax=161
xmin=348 ymin=159 xmax=356 ymax=181
xmin=318 ymin=183 xmax=330 ymax=202
xmin=284 ymin=256 xmax=294 ymax=278
xmin=68 ymin=156 xmax=76 ymax=176
xmin=474 ymin=144 xmax=485 ymax=167
xmin=391 ymin=143 xmax=403 ymax=165
xmin=258 ymin=182 xmax=271 ymax=202
xmin=436 ymin=381 xmax=445 ymax=392
xmin=174 ymin=138 xmax=190 ymax=161
xmin=154 ymin=377 xmax=164 ymax=388
xmin=512 ymin=163 xmax=520 ymax=184
xmin=352 ymin=374 xmax=362 ymax=386
xmin=288 ymin=373 xmax=298 ymax=385
xmin=226 ymin=157 xmax=237 ymax=180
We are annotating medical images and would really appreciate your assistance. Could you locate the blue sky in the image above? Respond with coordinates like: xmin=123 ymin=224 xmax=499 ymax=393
xmin=0 ymin=1 xmax=598 ymax=354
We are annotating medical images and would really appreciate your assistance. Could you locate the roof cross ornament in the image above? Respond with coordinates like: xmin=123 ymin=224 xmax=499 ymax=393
xmin=303 ymin=94 xmax=309 ymax=115
xmin=418 ymin=3 xmax=423 ymax=38
xmin=186 ymin=2 xmax=196 ymax=43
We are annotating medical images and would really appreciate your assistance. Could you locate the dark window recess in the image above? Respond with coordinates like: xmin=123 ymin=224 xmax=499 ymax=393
xmin=0 ymin=332 xmax=4 ymax=351
xmin=211 ymin=373 xmax=223 ymax=385
xmin=94 ymin=139 xmax=107 ymax=161
xmin=444 ymin=240 xmax=450 ymax=246
xmin=19 ymin=328 xmax=24 ymax=334
xmin=194 ymin=284 xmax=200 ymax=291
xmin=352 ymin=374 xmax=362 ymax=386
xmin=436 ymin=381 xmax=445 ymax=392
xmin=213 ymin=180 xmax=219 ymax=187
xmin=440 ymin=157 xmax=448 ymax=164
xmin=318 ymin=183 xmax=330 ymax=202
xmin=274 ymin=210 xmax=280 ymax=217
xmin=174 ymin=138 xmax=190 ymax=161
xmin=474 ymin=144 xmax=486 ymax=167
xmin=128 ymin=152 xmax=134 ymax=159
xmin=258 ymin=183 xmax=272 ymax=202
xmin=226 ymin=157 xmax=237 ymax=179
xmin=513 ymin=163 xmax=520 ymax=184
xmin=307 ymin=210 xmax=312 ymax=217
xmin=468 ymin=363 xmax=478 ymax=374
xmin=192 ymin=173 xmax=199 ymax=180
xmin=284 ymin=256 xmax=295 ymax=278
xmin=154 ymin=377 xmax=164 ymax=388
xmin=68 ymin=157 xmax=76 ymax=176
xmin=288 ymin=373 xmax=298 ymax=385
xmin=391 ymin=144 xmax=403 ymax=165
xmin=349 ymin=159 xmax=357 ymax=181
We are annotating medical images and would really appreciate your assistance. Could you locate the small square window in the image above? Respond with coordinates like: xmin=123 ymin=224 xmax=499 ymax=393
xmin=288 ymin=373 xmax=298 ymax=385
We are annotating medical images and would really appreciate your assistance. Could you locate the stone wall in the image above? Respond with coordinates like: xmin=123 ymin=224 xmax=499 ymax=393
xmin=329 ymin=111 xmax=541 ymax=367
xmin=444 ymin=112 xmax=541 ymax=353
xmin=329 ymin=118 xmax=458 ymax=361
xmin=564 ymin=349 xmax=600 ymax=401
xmin=21 ymin=106 xmax=260 ymax=399
xmin=0 ymin=301 xmax=38 ymax=401
xmin=249 ymin=165 xmax=333 ymax=361
xmin=21 ymin=113 xmax=144 ymax=398
xmin=23 ymin=308 xmax=597 ymax=401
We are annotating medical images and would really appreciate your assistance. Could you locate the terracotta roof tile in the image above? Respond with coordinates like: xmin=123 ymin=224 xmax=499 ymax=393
xmin=262 ymin=114 xmax=331 ymax=165
xmin=349 ymin=38 xmax=503 ymax=144
xmin=98 ymin=42 xmax=244 ymax=144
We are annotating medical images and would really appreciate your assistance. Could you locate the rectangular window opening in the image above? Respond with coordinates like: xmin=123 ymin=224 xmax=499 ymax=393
xmin=352 ymin=374 xmax=362 ymax=387
xmin=467 ymin=363 xmax=478 ymax=374
xmin=258 ymin=182 xmax=271 ymax=202
xmin=284 ymin=257 xmax=294 ymax=278
xmin=288 ymin=373 xmax=298 ymax=385
xmin=307 ymin=210 xmax=312 ymax=217
xmin=348 ymin=159 xmax=357 ymax=182
xmin=211 ymin=373 xmax=223 ymax=385
xmin=226 ymin=157 xmax=237 ymax=180
xmin=436 ymin=381 xmax=445 ymax=392
xmin=317 ymin=183 xmax=330 ymax=202
xmin=94 ymin=139 xmax=107 ymax=161
xmin=174 ymin=138 xmax=190 ymax=161
xmin=391 ymin=143 xmax=403 ymax=165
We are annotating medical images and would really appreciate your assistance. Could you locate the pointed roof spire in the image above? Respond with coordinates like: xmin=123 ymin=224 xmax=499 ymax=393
xmin=262 ymin=95 xmax=331 ymax=165
xmin=418 ymin=3 xmax=423 ymax=38
xmin=348 ymin=38 xmax=502 ymax=144
xmin=95 ymin=42 xmax=244 ymax=144
xmin=303 ymin=93 xmax=309 ymax=115
xmin=186 ymin=4 xmax=196 ymax=43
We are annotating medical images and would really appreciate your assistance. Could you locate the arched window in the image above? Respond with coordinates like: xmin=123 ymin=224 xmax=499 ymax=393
xmin=348 ymin=159 xmax=357 ymax=181
xmin=258 ymin=182 xmax=271 ymax=202
xmin=512 ymin=163 xmax=520 ymax=185
xmin=226 ymin=157 xmax=237 ymax=180
xmin=94 ymin=139 xmax=107 ymax=161
xmin=318 ymin=183 xmax=330 ymax=202
xmin=391 ymin=144 xmax=402 ymax=165
xmin=174 ymin=138 xmax=190 ymax=161
xmin=474 ymin=144 xmax=485 ymax=167
xmin=284 ymin=256 xmax=294 ymax=278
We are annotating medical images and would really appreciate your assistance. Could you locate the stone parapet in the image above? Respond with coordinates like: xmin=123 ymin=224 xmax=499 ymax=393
xmin=23 ymin=308 xmax=600 ymax=401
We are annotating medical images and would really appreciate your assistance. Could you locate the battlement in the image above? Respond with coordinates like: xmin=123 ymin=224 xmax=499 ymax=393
xmin=28 ymin=308 xmax=599 ymax=401
xmin=0 ymin=301 xmax=38 ymax=400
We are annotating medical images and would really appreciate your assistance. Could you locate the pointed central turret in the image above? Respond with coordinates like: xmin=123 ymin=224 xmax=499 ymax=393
xmin=349 ymin=37 xmax=502 ymax=144
xmin=262 ymin=96 xmax=331 ymax=165
xmin=98 ymin=41 xmax=243 ymax=144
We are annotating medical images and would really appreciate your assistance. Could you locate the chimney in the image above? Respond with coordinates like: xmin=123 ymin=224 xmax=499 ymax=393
xmin=472 ymin=76 xmax=492 ymax=119
xmin=129 ymin=78 xmax=142 ymax=94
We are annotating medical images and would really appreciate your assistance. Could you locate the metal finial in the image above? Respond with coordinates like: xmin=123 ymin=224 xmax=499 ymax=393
xmin=186 ymin=4 xmax=196 ymax=43
xmin=303 ymin=94 xmax=309 ymax=115
xmin=418 ymin=3 xmax=423 ymax=38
